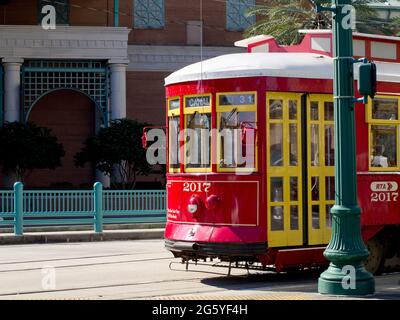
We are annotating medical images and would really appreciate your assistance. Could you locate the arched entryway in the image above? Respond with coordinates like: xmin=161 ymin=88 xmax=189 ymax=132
xmin=25 ymin=89 xmax=97 ymax=188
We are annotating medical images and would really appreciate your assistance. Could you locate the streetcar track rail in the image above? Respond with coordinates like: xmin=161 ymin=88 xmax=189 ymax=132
xmin=0 ymin=256 xmax=173 ymax=273
xmin=0 ymin=252 xmax=168 ymax=266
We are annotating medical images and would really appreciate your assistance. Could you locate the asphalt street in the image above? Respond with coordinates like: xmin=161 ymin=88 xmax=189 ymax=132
xmin=0 ymin=240 xmax=398 ymax=300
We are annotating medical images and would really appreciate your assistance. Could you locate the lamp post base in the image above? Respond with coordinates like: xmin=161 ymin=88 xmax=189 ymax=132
xmin=318 ymin=263 xmax=375 ymax=295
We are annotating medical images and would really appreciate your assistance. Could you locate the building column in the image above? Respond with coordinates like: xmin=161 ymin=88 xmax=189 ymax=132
xmin=109 ymin=61 xmax=128 ymax=120
xmin=3 ymin=58 xmax=23 ymax=123
xmin=108 ymin=61 xmax=128 ymax=186
xmin=2 ymin=58 xmax=23 ymax=188
xmin=94 ymin=107 xmax=111 ymax=188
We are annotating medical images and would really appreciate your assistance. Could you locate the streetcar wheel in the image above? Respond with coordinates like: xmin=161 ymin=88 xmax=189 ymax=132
xmin=364 ymin=237 xmax=385 ymax=275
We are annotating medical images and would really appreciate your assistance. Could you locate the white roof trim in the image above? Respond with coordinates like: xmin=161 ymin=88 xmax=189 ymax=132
xmin=298 ymin=29 xmax=400 ymax=42
xmin=165 ymin=52 xmax=400 ymax=86
xmin=234 ymin=35 xmax=273 ymax=48
xmin=298 ymin=29 xmax=332 ymax=34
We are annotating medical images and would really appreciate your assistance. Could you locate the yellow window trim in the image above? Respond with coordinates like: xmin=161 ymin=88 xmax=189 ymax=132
xmin=366 ymin=95 xmax=400 ymax=124
xmin=216 ymin=91 xmax=257 ymax=112
xmin=266 ymin=92 xmax=303 ymax=247
xmin=307 ymin=94 xmax=334 ymax=245
xmin=367 ymin=96 xmax=400 ymax=171
xmin=216 ymin=91 xmax=258 ymax=173
xmin=183 ymin=94 xmax=212 ymax=172
xmin=183 ymin=93 xmax=212 ymax=114
xmin=368 ymin=123 xmax=400 ymax=171
xmin=168 ymin=96 xmax=181 ymax=117
xmin=168 ymin=97 xmax=181 ymax=173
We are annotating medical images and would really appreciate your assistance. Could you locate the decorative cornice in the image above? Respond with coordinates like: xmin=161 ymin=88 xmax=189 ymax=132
xmin=127 ymin=45 xmax=245 ymax=72
xmin=0 ymin=25 xmax=130 ymax=61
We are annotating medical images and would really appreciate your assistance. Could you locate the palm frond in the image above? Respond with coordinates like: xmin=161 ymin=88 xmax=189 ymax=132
xmin=245 ymin=0 xmax=400 ymax=45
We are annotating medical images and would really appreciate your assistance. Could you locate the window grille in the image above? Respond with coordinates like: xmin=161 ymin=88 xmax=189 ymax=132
xmin=22 ymin=60 xmax=110 ymax=126
xmin=134 ymin=0 xmax=165 ymax=29
xmin=226 ymin=0 xmax=255 ymax=32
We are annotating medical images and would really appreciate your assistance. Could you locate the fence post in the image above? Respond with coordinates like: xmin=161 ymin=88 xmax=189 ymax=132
xmin=14 ymin=182 xmax=23 ymax=236
xmin=94 ymin=182 xmax=103 ymax=233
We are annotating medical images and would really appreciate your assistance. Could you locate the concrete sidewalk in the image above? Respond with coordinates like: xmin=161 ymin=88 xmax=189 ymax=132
xmin=0 ymin=224 xmax=165 ymax=245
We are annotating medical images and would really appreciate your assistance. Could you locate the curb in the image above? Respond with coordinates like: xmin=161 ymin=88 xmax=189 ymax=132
xmin=0 ymin=228 xmax=165 ymax=245
xmin=0 ymin=223 xmax=166 ymax=234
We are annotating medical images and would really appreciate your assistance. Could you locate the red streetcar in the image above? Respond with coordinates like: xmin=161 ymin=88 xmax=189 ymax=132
xmin=163 ymin=30 xmax=400 ymax=274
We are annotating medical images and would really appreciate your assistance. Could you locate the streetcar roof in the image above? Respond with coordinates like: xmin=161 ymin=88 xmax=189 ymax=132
xmin=164 ymin=52 xmax=400 ymax=86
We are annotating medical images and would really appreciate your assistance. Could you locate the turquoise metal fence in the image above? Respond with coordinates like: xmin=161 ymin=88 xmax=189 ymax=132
xmin=0 ymin=182 xmax=166 ymax=236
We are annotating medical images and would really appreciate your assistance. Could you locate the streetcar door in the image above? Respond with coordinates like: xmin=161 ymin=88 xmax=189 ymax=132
xmin=266 ymin=93 xmax=303 ymax=247
xmin=307 ymin=95 xmax=334 ymax=245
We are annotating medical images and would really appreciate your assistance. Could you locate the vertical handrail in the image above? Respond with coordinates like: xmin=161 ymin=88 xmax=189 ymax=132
xmin=94 ymin=182 xmax=103 ymax=233
xmin=14 ymin=182 xmax=23 ymax=236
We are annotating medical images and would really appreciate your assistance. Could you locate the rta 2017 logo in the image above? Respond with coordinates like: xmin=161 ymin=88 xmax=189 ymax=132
xmin=41 ymin=5 xmax=56 ymax=30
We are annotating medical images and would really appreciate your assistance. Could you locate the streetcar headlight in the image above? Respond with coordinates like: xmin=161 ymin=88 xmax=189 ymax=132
xmin=206 ymin=195 xmax=220 ymax=210
xmin=188 ymin=204 xmax=198 ymax=214
xmin=188 ymin=195 xmax=202 ymax=215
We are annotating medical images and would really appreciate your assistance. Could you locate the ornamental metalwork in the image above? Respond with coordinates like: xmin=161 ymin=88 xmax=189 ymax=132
xmin=134 ymin=0 xmax=165 ymax=29
xmin=22 ymin=60 xmax=110 ymax=126
xmin=226 ymin=0 xmax=255 ymax=31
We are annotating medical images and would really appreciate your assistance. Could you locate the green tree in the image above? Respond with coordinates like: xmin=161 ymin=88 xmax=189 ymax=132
xmin=0 ymin=122 xmax=65 ymax=182
xmin=245 ymin=0 xmax=399 ymax=45
xmin=75 ymin=118 xmax=153 ymax=189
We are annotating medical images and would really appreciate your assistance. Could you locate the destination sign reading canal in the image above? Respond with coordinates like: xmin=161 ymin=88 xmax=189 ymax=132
xmin=185 ymin=95 xmax=211 ymax=108
xmin=219 ymin=93 xmax=255 ymax=106
xmin=169 ymin=98 xmax=180 ymax=110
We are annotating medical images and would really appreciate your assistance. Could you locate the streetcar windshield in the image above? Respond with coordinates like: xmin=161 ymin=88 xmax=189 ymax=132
xmin=219 ymin=110 xmax=256 ymax=169
xmin=185 ymin=112 xmax=211 ymax=169
xmin=217 ymin=92 xmax=257 ymax=172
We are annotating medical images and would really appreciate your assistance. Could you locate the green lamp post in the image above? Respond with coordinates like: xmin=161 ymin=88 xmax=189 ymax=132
xmin=317 ymin=0 xmax=375 ymax=295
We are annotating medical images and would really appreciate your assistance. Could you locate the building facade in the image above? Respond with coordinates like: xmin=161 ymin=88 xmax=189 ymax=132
xmin=0 ymin=0 xmax=258 ymax=188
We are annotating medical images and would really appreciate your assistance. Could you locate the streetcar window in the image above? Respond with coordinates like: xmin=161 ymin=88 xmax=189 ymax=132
xmin=368 ymin=97 xmax=400 ymax=170
xmin=325 ymin=124 xmax=334 ymax=166
xmin=326 ymin=204 xmax=333 ymax=228
xmin=290 ymin=206 xmax=299 ymax=230
xmin=185 ymin=112 xmax=211 ymax=169
xmin=217 ymin=92 xmax=257 ymax=171
xmin=370 ymin=125 xmax=397 ymax=168
xmin=219 ymin=111 xmax=256 ymax=169
xmin=310 ymin=124 xmax=319 ymax=166
xmin=310 ymin=101 xmax=319 ymax=120
xmin=168 ymin=116 xmax=180 ymax=170
xmin=270 ymin=124 xmax=283 ymax=166
xmin=168 ymin=98 xmax=181 ymax=172
xmin=183 ymin=94 xmax=212 ymax=171
xmin=289 ymin=124 xmax=298 ymax=166
xmin=312 ymin=205 xmax=320 ymax=229
xmin=271 ymin=206 xmax=284 ymax=231
xmin=372 ymin=98 xmax=398 ymax=120
xmin=324 ymin=102 xmax=334 ymax=121
xmin=269 ymin=99 xmax=283 ymax=119
xmin=325 ymin=176 xmax=335 ymax=201
xmin=289 ymin=100 xmax=297 ymax=120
